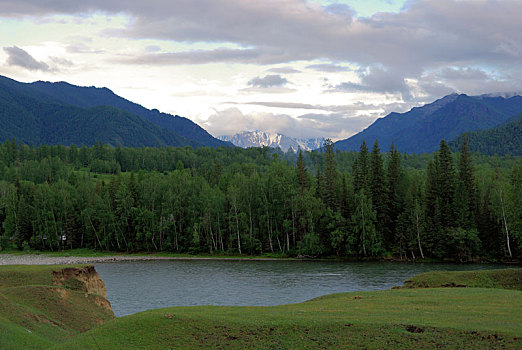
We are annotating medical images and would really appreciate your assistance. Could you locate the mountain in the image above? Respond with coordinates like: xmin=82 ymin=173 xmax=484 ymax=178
xmin=0 ymin=75 xmax=230 ymax=148
xmin=219 ymin=131 xmax=325 ymax=152
xmin=334 ymin=93 xmax=522 ymax=153
xmin=449 ymin=112 xmax=522 ymax=156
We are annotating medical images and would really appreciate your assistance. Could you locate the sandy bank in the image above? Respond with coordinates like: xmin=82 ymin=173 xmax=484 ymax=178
xmin=0 ymin=254 xmax=287 ymax=265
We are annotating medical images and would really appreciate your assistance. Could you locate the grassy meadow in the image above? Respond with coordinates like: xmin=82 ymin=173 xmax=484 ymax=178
xmin=0 ymin=265 xmax=520 ymax=349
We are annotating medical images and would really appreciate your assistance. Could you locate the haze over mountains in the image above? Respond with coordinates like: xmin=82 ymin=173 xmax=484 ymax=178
xmin=0 ymin=75 xmax=230 ymax=148
xmin=219 ymin=131 xmax=325 ymax=152
xmin=334 ymin=93 xmax=522 ymax=154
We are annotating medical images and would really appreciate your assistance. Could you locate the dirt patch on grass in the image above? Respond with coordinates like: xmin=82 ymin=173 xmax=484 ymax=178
xmin=404 ymin=325 xmax=424 ymax=333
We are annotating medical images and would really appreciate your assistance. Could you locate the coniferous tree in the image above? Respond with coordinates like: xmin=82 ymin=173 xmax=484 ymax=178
xmin=370 ymin=140 xmax=390 ymax=249
xmin=296 ymin=150 xmax=307 ymax=193
xmin=353 ymin=141 xmax=370 ymax=194
xmin=387 ymin=142 xmax=402 ymax=245
xmin=437 ymin=140 xmax=456 ymax=227
xmin=315 ymin=166 xmax=324 ymax=200
xmin=340 ymin=173 xmax=350 ymax=219
xmin=323 ymin=139 xmax=339 ymax=211
xmin=456 ymin=134 xmax=477 ymax=229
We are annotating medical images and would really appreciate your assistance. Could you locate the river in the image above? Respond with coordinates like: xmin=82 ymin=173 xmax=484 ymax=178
xmin=94 ymin=260 xmax=503 ymax=317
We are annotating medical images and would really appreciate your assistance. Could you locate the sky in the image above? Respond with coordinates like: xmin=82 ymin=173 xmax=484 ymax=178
xmin=0 ymin=0 xmax=521 ymax=140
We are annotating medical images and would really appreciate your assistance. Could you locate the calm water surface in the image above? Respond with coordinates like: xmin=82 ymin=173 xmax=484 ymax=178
xmin=95 ymin=260 xmax=502 ymax=317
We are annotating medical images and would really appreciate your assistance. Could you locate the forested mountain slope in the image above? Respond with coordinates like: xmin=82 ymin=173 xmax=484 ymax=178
xmin=450 ymin=113 xmax=522 ymax=156
xmin=335 ymin=93 xmax=522 ymax=153
xmin=0 ymin=75 xmax=229 ymax=148
xmin=28 ymin=79 xmax=229 ymax=147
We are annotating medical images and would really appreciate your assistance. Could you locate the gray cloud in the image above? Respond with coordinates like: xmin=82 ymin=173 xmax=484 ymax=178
xmin=117 ymin=48 xmax=310 ymax=66
xmin=66 ymin=42 xmax=103 ymax=54
xmin=266 ymin=67 xmax=301 ymax=74
xmin=3 ymin=46 xmax=50 ymax=71
xmin=419 ymin=67 xmax=522 ymax=97
xmin=306 ymin=63 xmax=350 ymax=72
xmin=145 ymin=45 xmax=161 ymax=52
xmin=1 ymin=0 xmax=521 ymax=103
xmin=238 ymin=101 xmax=385 ymax=113
xmin=49 ymin=56 xmax=73 ymax=67
xmin=330 ymin=66 xmax=412 ymax=100
xmin=3 ymin=0 xmax=520 ymax=68
xmin=248 ymin=74 xmax=288 ymax=88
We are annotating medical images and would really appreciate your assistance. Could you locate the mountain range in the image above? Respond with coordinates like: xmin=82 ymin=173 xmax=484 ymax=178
xmin=1 ymin=74 xmax=521 ymax=155
xmin=219 ymin=131 xmax=325 ymax=152
xmin=0 ymin=75 xmax=230 ymax=148
xmin=334 ymin=93 xmax=522 ymax=153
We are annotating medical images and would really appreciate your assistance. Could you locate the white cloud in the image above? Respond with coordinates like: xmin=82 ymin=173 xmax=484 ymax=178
xmin=1 ymin=0 xmax=521 ymax=140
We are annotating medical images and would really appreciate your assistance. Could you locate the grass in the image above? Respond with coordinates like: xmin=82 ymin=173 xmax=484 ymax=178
xmin=54 ymin=287 xmax=522 ymax=349
xmin=0 ymin=265 xmax=114 ymax=350
xmin=1 ymin=265 xmax=521 ymax=349
xmin=403 ymin=268 xmax=522 ymax=290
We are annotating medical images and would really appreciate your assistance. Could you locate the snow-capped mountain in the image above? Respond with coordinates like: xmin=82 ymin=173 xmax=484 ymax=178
xmin=219 ymin=131 xmax=325 ymax=152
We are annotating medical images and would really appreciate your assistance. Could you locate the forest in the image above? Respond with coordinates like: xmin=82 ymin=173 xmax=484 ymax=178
xmin=0 ymin=139 xmax=520 ymax=261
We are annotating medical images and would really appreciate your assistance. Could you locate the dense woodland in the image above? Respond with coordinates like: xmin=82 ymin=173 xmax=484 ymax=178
xmin=0 ymin=139 xmax=520 ymax=261
xmin=450 ymin=113 xmax=522 ymax=156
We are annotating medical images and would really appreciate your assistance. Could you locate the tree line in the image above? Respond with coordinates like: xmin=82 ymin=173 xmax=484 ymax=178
xmin=0 ymin=139 xmax=519 ymax=261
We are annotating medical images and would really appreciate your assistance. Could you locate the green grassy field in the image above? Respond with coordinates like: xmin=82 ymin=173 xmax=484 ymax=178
xmin=0 ymin=265 xmax=520 ymax=349
xmin=403 ymin=268 xmax=522 ymax=290
xmin=0 ymin=265 xmax=114 ymax=350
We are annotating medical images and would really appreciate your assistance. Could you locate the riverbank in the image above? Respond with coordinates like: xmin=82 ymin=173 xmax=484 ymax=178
xmin=0 ymin=252 xmax=296 ymax=265
xmin=1 ymin=250 xmax=519 ymax=265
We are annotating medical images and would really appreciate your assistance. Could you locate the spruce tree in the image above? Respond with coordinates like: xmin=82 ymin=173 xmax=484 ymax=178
xmin=437 ymin=140 xmax=456 ymax=227
xmin=323 ymin=139 xmax=339 ymax=210
xmin=353 ymin=141 xmax=370 ymax=194
xmin=315 ymin=166 xmax=324 ymax=200
xmin=386 ymin=142 xmax=402 ymax=243
xmin=456 ymin=134 xmax=477 ymax=229
xmin=296 ymin=150 xmax=307 ymax=193
xmin=370 ymin=140 xmax=390 ymax=248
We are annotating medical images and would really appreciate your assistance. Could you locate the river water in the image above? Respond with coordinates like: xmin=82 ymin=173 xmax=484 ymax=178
xmin=94 ymin=260 xmax=502 ymax=317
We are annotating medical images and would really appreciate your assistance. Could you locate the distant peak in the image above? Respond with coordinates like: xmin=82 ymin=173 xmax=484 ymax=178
xmin=219 ymin=130 xmax=325 ymax=151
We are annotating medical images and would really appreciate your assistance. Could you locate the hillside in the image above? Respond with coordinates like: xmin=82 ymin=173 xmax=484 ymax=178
xmin=449 ymin=113 xmax=522 ymax=156
xmin=0 ymin=75 xmax=229 ymax=148
xmin=335 ymin=93 xmax=522 ymax=153
xmin=0 ymin=265 xmax=114 ymax=349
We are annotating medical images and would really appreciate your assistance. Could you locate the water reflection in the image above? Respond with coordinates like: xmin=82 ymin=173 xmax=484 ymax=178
xmin=94 ymin=260 xmax=502 ymax=317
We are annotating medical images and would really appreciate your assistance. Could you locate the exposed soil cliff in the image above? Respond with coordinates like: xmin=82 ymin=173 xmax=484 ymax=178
xmin=52 ymin=265 xmax=108 ymax=298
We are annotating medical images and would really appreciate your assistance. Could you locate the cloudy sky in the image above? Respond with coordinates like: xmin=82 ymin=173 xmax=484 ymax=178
xmin=1 ymin=0 xmax=520 ymax=140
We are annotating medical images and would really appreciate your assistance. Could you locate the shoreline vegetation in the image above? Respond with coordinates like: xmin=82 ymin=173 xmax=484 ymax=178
xmin=0 ymin=265 xmax=520 ymax=349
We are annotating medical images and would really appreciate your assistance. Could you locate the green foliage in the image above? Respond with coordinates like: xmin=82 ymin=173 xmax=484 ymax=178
xmin=450 ymin=113 xmax=522 ymax=156
xmin=0 ymin=139 xmax=519 ymax=260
